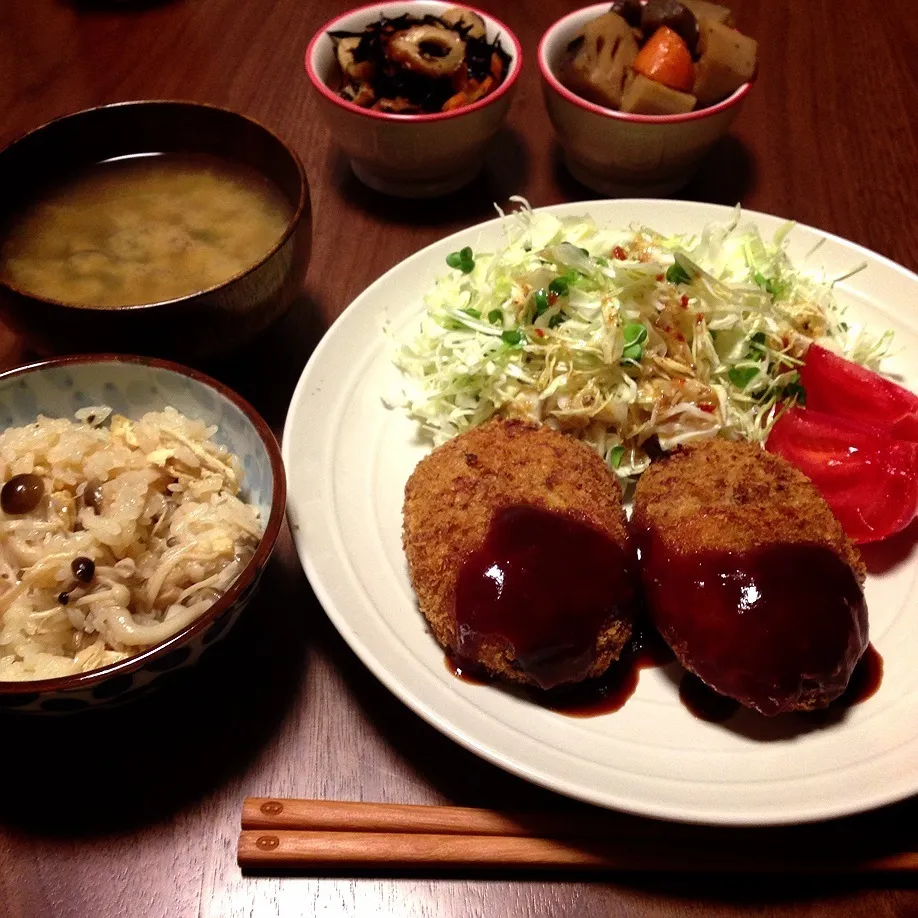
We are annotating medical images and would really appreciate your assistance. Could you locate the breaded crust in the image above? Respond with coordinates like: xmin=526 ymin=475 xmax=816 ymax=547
xmin=632 ymin=437 xmax=864 ymax=582
xmin=632 ymin=437 xmax=866 ymax=714
xmin=402 ymin=419 xmax=633 ymax=687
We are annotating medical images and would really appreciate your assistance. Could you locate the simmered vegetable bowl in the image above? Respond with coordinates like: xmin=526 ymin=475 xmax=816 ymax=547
xmin=559 ymin=0 xmax=757 ymax=115
xmin=390 ymin=202 xmax=890 ymax=480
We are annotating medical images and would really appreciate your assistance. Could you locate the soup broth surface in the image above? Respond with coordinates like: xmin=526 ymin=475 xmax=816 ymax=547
xmin=0 ymin=152 xmax=293 ymax=308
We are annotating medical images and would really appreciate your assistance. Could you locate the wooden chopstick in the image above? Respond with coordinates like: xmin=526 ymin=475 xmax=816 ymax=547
xmin=238 ymin=798 xmax=918 ymax=874
xmin=241 ymin=796 xmax=613 ymax=838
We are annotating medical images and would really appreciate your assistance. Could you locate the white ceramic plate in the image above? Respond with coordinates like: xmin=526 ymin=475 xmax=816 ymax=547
xmin=282 ymin=200 xmax=918 ymax=826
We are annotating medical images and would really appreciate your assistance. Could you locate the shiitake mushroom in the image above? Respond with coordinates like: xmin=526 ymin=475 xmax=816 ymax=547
xmin=610 ymin=0 xmax=642 ymax=28
xmin=641 ymin=0 xmax=700 ymax=55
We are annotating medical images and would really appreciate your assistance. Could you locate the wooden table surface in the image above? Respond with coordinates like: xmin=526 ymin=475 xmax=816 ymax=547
xmin=2 ymin=0 xmax=918 ymax=915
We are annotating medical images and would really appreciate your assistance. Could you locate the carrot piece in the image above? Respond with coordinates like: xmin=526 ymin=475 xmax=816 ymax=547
xmin=451 ymin=62 xmax=469 ymax=92
xmin=442 ymin=76 xmax=495 ymax=112
xmin=632 ymin=26 xmax=695 ymax=93
xmin=469 ymin=75 xmax=494 ymax=102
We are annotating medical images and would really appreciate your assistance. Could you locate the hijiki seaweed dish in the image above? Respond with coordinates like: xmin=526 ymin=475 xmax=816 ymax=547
xmin=329 ymin=7 xmax=512 ymax=114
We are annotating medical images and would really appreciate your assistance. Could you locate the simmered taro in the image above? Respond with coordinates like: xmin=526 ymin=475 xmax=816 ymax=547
xmin=693 ymin=18 xmax=757 ymax=107
xmin=621 ymin=72 xmax=696 ymax=115
xmin=329 ymin=8 xmax=511 ymax=114
xmin=683 ymin=0 xmax=733 ymax=26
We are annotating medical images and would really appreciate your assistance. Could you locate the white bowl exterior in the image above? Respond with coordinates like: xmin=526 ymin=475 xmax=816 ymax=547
xmin=308 ymin=1 xmax=520 ymax=197
xmin=313 ymin=91 xmax=514 ymax=196
xmin=540 ymin=3 xmax=748 ymax=195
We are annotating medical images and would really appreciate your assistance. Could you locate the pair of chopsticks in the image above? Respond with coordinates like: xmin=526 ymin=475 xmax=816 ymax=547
xmin=238 ymin=797 xmax=918 ymax=874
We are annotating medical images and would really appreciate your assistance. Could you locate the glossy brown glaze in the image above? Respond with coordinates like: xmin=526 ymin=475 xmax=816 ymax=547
xmin=842 ymin=642 xmax=884 ymax=706
xmin=680 ymin=644 xmax=884 ymax=724
xmin=539 ymin=625 xmax=674 ymax=716
xmin=448 ymin=625 xmax=673 ymax=715
xmin=454 ymin=504 xmax=638 ymax=690
xmin=639 ymin=529 xmax=869 ymax=716
xmin=1 ymin=0 xmax=917 ymax=916
xmin=679 ymin=672 xmax=742 ymax=722
xmin=445 ymin=654 xmax=489 ymax=685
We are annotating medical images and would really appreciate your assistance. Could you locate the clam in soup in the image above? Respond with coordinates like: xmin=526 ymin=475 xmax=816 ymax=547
xmin=0 ymin=152 xmax=293 ymax=308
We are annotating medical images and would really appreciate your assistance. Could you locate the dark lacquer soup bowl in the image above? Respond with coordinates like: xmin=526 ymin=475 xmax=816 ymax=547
xmin=0 ymin=101 xmax=311 ymax=362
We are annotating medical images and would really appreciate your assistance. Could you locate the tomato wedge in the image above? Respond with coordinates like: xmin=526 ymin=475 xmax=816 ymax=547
xmin=766 ymin=407 xmax=918 ymax=544
xmin=800 ymin=344 xmax=918 ymax=441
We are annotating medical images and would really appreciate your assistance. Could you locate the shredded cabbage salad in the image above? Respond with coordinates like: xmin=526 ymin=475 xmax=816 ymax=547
xmin=391 ymin=201 xmax=891 ymax=477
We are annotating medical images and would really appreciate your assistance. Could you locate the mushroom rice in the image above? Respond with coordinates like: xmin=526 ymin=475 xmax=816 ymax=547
xmin=0 ymin=406 xmax=261 ymax=681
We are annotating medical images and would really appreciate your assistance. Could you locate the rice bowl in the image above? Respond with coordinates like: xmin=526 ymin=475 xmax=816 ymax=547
xmin=0 ymin=355 xmax=284 ymax=712
xmin=0 ymin=406 xmax=262 ymax=680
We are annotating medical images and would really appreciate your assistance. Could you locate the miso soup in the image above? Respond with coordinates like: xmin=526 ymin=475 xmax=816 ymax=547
xmin=0 ymin=152 xmax=294 ymax=308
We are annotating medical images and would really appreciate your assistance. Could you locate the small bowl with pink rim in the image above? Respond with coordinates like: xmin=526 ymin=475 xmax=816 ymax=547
xmin=538 ymin=3 xmax=753 ymax=197
xmin=305 ymin=1 xmax=522 ymax=198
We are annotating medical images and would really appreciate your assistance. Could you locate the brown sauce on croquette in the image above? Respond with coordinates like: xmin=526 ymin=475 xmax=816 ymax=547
xmin=678 ymin=673 xmax=742 ymax=722
xmin=446 ymin=625 xmax=673 ymax=715
xmin=453 ymin=504 xmax=639 ymax=691
xmin=537 ymin=626 xmax=674 ymax=716
xmin=445 ymin=654 xmax=490 ymax=685
xmin=639 ymin=530 xmax=869 ymax=717
xmin=797 ymin=643 xmax=885 ymax=726
xmin=448 ymin=627 xmax=882 ymax=720
xmin=680 ymin=644 xmax=883 ymax=723
xmin=841 ymin=643 xmax=883 ymax=705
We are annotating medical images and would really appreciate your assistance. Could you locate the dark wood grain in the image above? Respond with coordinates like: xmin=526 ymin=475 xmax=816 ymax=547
xmin=1 ymin=1 xmax=918 ymax=915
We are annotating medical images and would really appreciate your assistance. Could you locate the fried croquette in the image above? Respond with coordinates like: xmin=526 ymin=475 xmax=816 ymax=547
xmin=403 ymin=419 xmax=638 ymax=690
xmin=632 ymin=438 xmax=868 ymax=716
